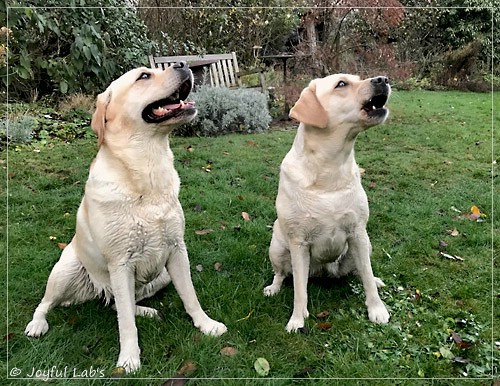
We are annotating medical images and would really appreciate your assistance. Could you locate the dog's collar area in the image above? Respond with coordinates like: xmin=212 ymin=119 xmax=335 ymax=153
xmin=142 ymin=78 xmax=196 ymax=123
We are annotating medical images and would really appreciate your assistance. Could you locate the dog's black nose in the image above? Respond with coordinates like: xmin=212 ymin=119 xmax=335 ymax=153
xmin=371 ymin=76 xmax=389 ymax=85
xmin=172 ymin=61 xmax=188 ymax=69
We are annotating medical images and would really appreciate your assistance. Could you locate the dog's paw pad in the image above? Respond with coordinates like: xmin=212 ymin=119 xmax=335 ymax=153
xmin=25 ymin=319 xmax=49 ymax=337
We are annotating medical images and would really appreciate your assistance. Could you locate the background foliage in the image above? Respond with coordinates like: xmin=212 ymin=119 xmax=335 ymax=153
xmin=2 ymin=0 xmax=152 ymax=101
xmin=1 ymin=1 xmax=498 ymax=102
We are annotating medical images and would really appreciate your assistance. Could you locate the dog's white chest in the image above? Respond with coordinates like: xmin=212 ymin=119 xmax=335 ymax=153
xmin=124 ymin=200 xmax=184 ymax=283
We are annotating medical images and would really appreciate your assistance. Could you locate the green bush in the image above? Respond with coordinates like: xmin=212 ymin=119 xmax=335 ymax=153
xmin=176 ymin=86 xmax=272 ymax=137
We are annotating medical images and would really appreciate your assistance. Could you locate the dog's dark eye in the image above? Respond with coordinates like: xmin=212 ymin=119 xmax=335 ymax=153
xmin=137 ymin=72 xmax=151 ymax=80
xmin=335 ymin=81 xmax=347 ymax=88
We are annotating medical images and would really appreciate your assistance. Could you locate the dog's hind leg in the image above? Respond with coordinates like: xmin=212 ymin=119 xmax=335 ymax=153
xmin=264 ymin=221 xmax=291 ymax=297
xmin=25 ymin=242 xmax=96 ymax=337
xmin=123 ymin=268 xmax=171 ymax=319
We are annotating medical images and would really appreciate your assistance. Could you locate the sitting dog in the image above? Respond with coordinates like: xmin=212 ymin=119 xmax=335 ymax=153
xmin=25 ymin=63 xmax=227 ymax=372
xmin=264 ymin=74 xmax=391 ymax=332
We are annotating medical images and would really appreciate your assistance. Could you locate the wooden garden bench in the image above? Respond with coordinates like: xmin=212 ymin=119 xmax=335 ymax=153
xmin=148 ymin=52 xmax=266 ymax=92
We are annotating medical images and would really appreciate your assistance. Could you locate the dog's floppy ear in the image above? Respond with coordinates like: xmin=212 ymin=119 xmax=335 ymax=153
xmin=289 ymin=81 xmax=328 ymax=129
xmin=91 ymin=89 xmax=112 ymax=147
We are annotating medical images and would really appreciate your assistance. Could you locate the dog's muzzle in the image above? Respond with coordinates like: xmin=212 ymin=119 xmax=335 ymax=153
xmin=362 ymin=76 xmax=390 ymax=120
xmin=142 ymin=63 xmax=197 ymax=124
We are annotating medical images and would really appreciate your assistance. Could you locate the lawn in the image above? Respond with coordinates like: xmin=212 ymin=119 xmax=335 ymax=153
xmin=2 ymin=90 xmax=499 ymax=385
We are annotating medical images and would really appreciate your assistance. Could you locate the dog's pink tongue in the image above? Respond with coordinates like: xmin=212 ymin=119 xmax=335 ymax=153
xmin=164 ymin=103 xmax=181 ymax=109
xmin=152 ymin=101 xmax=195 ymax=117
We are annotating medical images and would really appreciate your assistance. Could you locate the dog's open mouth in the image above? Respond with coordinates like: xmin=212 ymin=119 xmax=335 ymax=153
xmin=142 ymin=78 xmax=196 ymax=123
xmin=362 ymin=94 xmax=388 ymax=118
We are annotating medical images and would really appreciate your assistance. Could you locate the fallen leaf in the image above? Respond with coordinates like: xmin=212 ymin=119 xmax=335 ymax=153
xmin=242 ymin=212 xmax=250 ymax=221
xmin=246 ymin=140 xmax=257 ymax=146
xmin=57 ymin=243 xmax=67 ymax=250
xmin=178 ymin=360 xmax=197 ymax=375
xmin=214 ymin=262 xmax=222 ymax=272
xmin=254 ymin=357 xmax=270 ymax=376
xmin=195 ymin=264 xmax=203 ymax=272
xmin=220 ymin=346 xmax=238 ymax=357
xmin=368 ymin=181 xmax=377 ymax=188
xmin=111 ymin=367 xmax=127 ymax=378
xmin=317 ymin=322 xmax=332 ymax=330
xmin=451 ymin=331 xmax=475 ymax=349
xmin=439 ymin=346 xmax=454 ymax=359
xmin=465 ymin=205 xmax=487 ymax=221
xmin=438 ymin=240 xmax=448 ymax=249
xmin=3 ymin=332 xmax=15 ymax=341
xmin=195 ymin=229 xmax=214 ymax=235
xmin=186 ymin=145 xmax=194 ymax=152
xmin=447 ymin=228 xmax=460 ymax=237
xmin=359 ymin=167 xmax=366 ymax=176
xmin=315 ymin=310 xmax=330 ymax=319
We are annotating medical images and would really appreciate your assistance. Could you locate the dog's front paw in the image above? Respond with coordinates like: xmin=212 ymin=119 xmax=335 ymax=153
xmin=198 ymin=319 xmax=227 ymax=336
xmin=286 ymin=316 xmax=306 ymax=333
xmin=368 ymin=302 xmax=390 ymax=324
xmin=25 ymin=319 xmax=49 ymax=337
xmin=116 ymin=352 xmax=141 ymax=374
xmin=263 ymin=284 xmax=280 ymax=297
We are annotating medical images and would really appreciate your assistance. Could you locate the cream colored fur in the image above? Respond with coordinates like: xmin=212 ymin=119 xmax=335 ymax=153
xmin=264 ymin=74 xmax=391 ymax=332
xmin=25 ymin=65 xmax=227 ymax=373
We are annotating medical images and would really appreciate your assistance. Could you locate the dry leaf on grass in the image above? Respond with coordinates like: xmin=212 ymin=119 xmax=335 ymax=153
xmin=195 ymin=229 xmax=214 ymax=235
xmin=317 ymin=322 xmax=333 ymax=330
xmin=316 ymin=310 xmax=330 ymax=319
xmin=220 ymin=346 xmax=238 ymax=356
xmin=242 ymin=212 xmax=250 ymax=221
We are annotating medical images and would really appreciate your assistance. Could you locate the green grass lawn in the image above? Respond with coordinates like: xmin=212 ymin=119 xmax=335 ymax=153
xmin=2 ymin=90 xmax=499 ymax=385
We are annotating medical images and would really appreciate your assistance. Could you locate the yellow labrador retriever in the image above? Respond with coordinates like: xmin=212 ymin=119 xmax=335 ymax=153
xmin=25 ymin=63 xmax=227 ymax=372
xmin=264 ymin=74 xmax=391 ymax=332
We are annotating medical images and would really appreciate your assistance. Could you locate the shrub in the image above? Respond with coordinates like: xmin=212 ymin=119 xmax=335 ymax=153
xmin=0 ymin=115 xmax=36 ymax=144
xmin=176 ymin=86 xmax=272 ymax=137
